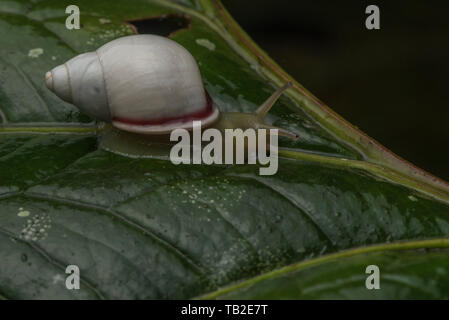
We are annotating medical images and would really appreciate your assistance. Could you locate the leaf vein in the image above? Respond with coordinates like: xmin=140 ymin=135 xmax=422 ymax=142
xmin=0 ymin=226 xmax=105 ymax=299
xmin=23 ymin=191 xmax=207 ymax=277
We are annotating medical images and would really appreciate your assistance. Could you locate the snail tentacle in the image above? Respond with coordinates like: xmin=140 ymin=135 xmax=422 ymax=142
xmin=257 ymin=123 xmax=299 ymax=141
xmin=254 ymin=82 xmax=292 ymax=118
xmin=251 ymin=82 xmax=298 ymax=141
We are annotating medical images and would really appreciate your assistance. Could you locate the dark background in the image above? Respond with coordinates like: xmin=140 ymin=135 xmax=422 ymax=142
xmin=222 ymin=0 xmax=449 ymax=181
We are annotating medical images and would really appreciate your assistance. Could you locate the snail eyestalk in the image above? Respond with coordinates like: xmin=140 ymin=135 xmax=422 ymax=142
xmin=254 ymin=82 xmax=299 ymax=141
xmin=258 ymin=123 xmax=299 ymax=141
xmin=255 ymin=82 xmax=292 ymax=118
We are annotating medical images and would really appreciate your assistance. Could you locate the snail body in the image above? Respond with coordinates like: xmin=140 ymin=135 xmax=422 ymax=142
xmin=45 ymin=34 xmax=298 ymax=141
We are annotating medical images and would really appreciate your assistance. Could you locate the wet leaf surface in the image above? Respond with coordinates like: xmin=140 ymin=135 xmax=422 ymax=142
xmin=0 ymin=0 xmax=448 ymax=299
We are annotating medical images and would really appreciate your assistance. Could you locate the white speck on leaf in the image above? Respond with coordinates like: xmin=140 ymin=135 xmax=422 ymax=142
xmin=18 ymin=210 xmax=30 ymax=217
xmin=196 ymin=38 xmax=216 ymax=51
xmin=408 ymin=195 xmax=418 ymax=202
xmin=99 ymin=18 xmax=111 ymax=24
xmin=28 ymin=48 xmax=43 ymax=58
xmin=20 ymin=214 xmax=51 ymax=241
xmin=52 ymin=274 xmax=65 ymax=285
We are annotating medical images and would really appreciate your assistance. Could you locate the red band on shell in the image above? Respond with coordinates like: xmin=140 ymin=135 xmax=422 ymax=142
xmin=112 ymin=89 xmax=214 ymax=126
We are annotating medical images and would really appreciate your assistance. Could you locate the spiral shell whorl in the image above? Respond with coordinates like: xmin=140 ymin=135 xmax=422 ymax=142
xmin=46 ymin=52 xmax=111 ymax=121
xmin=45 ymin=64 xmax=71 ymax=103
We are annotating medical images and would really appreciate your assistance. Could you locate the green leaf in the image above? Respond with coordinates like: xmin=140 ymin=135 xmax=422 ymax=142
xmin=0 ymin=0 xmax=448 ymax=299
xmin=202 ymin=240 xmax=449 ymax=299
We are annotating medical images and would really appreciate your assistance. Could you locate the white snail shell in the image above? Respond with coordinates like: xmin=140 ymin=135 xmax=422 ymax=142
xmin=45 ymin=34 xmax=219 ymax=134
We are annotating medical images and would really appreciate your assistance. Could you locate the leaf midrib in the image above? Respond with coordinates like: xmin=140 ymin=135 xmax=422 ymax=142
xmin=1 ymin=128 xmax=448 ymax=206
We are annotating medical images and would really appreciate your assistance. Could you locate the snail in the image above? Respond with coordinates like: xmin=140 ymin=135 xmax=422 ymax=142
xmin=45 ymin=34 xmax=298 ymax=143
